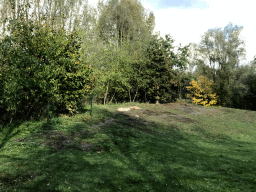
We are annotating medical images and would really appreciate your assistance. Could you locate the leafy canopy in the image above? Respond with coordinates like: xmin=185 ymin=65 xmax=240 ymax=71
xmin=0 ymin=19 xmax=92 ymax=122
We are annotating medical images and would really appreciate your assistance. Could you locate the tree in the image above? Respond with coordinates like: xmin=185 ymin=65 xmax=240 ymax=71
xmin=142 ymin=34 xmax=187 ymax=103
xmin=242 ymin=73 xmax=256 ymax=110
xmin=94 ymin=43 xmax=130 ymax=105
xmin=186 ymin=43 xmax=207 ymax=73
xmin=96 ymin=0 xmax=153 ymax=48
xmin=196 ymin=22 xmax=246 ymax=106
xmin=0 ymin=0 xmax=93 ymax=36
xmin=174 ymin=44 xmax=190 ymax=99
xmin=118 ymin=41 xmax=150 ymax=103
xmin=229 ymin=62 xmax=256 ymax=110
xmin=0 ymin=19 xmax=92 ymax=123
xmin=86 ymin=0 xmax=155 ymax=104
xmin=186 ymin=75 xmax=218 ymax=106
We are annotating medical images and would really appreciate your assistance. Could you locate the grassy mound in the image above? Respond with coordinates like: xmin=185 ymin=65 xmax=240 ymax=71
xmin=1 ymin=102 xmax=256 ymax=191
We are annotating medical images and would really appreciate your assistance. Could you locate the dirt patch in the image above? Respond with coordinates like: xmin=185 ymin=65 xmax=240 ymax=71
xmin=178 ymin=106 xmax=201 ymax=115
xmin=90 ymin=118 xmax=117 ymax=129
xmin=14 ymin=129 xmax=103 ymax=152
xmin=116 ymin=104 xmax=196 ymax=124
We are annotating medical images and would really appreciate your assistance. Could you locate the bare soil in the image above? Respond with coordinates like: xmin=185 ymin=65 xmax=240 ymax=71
xmin=115 ymin=103 xmax=205 ymax=123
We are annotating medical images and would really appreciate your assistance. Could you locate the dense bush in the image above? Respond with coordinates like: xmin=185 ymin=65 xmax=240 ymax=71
xmin=186 ymin=75 xmax=218 ymax=106
xmin=0 ymin=20 xmax=92 ymax=123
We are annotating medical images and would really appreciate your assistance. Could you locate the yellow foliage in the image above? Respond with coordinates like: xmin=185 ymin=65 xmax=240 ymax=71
xmin=186 ymin=75 xmax=218 ymax=106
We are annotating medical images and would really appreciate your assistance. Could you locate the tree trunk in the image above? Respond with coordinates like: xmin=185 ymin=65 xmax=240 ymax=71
xmin=128 ymin=88 xmax=132 ymax=103
xmin=17 ymin=0 xmax=20 ymax=19
xmin=25 ymin=0 xmax=28 ymax=23
xmin=180 ymin=83 xmax=182 ymax=100
xmin=132 ymin=86 xmax=139 ymax=102
xmin=144 ymin=90 xmax=147 ymax=102
xmin=109 ymin=92 xmax=115 ymax=104
xmin=37 ymin=0 xmax=40 ymax=23
xmin=104 ymin=81 xmax=109 ymax=105
xmin=47 ymin=100 xmax=50 ymax=125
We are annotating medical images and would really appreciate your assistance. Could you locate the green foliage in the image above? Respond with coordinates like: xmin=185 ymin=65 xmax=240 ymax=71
xmin=194 ymin=22 xmax=246 ymax=106
xmin=117 ymin=42 xmax=150 ymax=103
xmin=87 ymin=40 xmax=130 ymax=104
xmin=242 ymin=73 xmax=256 ymax=110
xmin=90 ymin=0 xmax=157 ymax=104
xmin=0 ymin=19 xmax=92 ymax=122
xmin=0 ymin=0 xmax=94 ymax=34
xmin=142 ymin=34 xmax=187 ymax=103
xmin=186 ymin=75 xmax=218 ymax=106
xmin=97 ymin=0 xmax=152 ymax=48
xmin=221 ymin=62 xmax=256 ymax=110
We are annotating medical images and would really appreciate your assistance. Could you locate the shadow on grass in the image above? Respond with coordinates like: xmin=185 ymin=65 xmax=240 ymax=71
xmin=1 ymin=107 xmax=256 ymax=191
xmin=0 ymin=122 xmax=23 ymax=150
xmin=0 ymin=104 xmax=94 ymax=148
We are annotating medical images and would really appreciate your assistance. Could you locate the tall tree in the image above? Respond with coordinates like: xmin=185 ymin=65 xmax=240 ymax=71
xmin=142 ymin=34 xmax=186 ymax=103
xmin=96 ymin=0 xmax=154 ymax=48
xmin=196 ymin=22 xmax=246 ymax=106
xmin=0 ymin=0 xmax=92 ymax=35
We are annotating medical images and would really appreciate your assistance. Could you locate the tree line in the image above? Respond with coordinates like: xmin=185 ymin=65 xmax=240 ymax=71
xmin=0 ymin=0 xmax=255 ymax=124
xmin=187 ymin=22 xmax=256 ymax=110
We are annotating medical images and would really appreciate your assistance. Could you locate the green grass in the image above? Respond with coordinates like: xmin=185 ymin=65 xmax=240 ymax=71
xmin=0 ymin=102 xmax=256 ymax=191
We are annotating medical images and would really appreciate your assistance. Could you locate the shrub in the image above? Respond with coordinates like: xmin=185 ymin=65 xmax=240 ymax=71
xmin=186 ymin=75 xmax=218 ymax=106
xmin=0 ymin=19 xmax=92 ymax=122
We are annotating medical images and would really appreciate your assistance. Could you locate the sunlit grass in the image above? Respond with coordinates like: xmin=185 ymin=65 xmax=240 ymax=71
xmin=1 ymin=102 xmax=256 ymax=191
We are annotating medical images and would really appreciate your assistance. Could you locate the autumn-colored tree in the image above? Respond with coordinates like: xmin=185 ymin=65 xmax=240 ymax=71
xmin=186 ymin=75 xmax=218 ymax=106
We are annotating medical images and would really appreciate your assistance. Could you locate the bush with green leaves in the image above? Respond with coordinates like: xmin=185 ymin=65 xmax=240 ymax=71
xmin=0 ymin=20 xmax=92 ymax=122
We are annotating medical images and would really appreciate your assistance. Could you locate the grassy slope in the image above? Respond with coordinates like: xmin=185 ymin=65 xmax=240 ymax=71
xmin=0 ymin=102 xmax=256 ymax=192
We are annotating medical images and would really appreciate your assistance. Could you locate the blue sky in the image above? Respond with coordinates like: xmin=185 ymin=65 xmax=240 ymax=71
xmin=88 ymin=0 xmax=256 ymax=64
xmin=143 ymin=0 xmax=209 ymax=9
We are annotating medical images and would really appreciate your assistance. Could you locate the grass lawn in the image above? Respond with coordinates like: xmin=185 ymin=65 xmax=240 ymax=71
xmin=0 ymin=102 xmax=256 ymax=191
